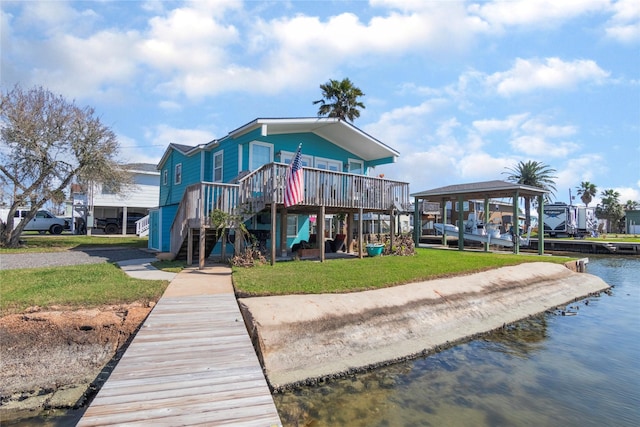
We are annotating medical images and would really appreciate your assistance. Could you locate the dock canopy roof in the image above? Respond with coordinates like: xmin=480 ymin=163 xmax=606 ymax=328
xmin=411 ymin=180 xmax=548 ymax=200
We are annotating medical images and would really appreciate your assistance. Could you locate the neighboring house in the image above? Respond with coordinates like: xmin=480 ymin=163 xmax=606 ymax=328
xmin=66 ymin=163 xmax=160 ymax=235
xmin=625 ymin=210 xmax=640 ymax=234
xmin=149 ymin=117 xmax=410 ymax=265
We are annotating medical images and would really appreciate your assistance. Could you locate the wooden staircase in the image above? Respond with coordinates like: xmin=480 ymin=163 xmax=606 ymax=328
xmin=175 ymin=228 xmax=221 ymax=263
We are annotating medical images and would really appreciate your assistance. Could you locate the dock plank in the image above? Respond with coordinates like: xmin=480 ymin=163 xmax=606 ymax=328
xmin=78 ymin=266 xmax=281 ymax=427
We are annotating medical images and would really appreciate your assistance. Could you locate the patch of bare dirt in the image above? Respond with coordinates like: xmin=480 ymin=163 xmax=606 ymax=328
xmin=0 ymin=303 xmax=153 ymax=420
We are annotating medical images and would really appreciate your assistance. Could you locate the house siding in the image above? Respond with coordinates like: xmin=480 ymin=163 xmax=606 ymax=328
xmin=92 ymin=172 xmax=159 ymax=209
xmin=626 ymin=210 xmax=640 ymax=234
xmin=149 ymin=209 xmax=160 ymax=251
xmin=228 ymin=130 xmax=367 ymax=174
xmin=159 ymin=149 xmax=200 ymax=207
xmin=159 ymin=204 xmax=179 ymax=252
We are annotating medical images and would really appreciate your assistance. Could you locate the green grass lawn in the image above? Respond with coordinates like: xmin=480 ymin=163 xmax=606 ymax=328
xmin=0 ymin=263 xmax=168 ymax=315
xmin=1 ymin=235 xmax=574 ymax=315
xmin=0 ymin=234 xmax=148 ymax=253
xmin=232 ymin=248 xmax=573 ymax=296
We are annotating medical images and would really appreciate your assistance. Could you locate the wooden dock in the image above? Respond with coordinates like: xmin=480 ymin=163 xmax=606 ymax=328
xmin=78 ymin=265 xmax=282 ymax=426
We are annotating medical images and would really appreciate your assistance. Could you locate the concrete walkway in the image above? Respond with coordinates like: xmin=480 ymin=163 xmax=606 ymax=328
xmin=80 ymin=262 xmax=282 ymax=426
xmin=116 ymin=258 xmax=178 ymax=281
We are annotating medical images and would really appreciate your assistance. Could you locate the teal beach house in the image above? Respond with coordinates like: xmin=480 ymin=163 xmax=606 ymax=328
xmin=148 ymin=117 xmax=410 ymax=266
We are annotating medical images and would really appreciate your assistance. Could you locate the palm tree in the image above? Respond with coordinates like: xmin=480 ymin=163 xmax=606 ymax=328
xmin=597 ymin=189 xmax=624 ymax=232
xmin=624 ymin=200 xmax=639 ymax=211
xmin=313 ymin=78 xmax=365 ymax=122
xmin=576 ymin=181 xmax=597 ymax=206
xmin=504 ymin=160 xmax=557 ymax=229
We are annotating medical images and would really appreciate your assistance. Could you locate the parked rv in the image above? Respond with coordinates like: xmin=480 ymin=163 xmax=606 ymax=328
xmin=543 ymin=203 xmax=597 ymax=238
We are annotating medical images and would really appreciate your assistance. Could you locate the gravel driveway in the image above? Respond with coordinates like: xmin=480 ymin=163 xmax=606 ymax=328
xmin=0 ymin=248 xmax=154 ymax=270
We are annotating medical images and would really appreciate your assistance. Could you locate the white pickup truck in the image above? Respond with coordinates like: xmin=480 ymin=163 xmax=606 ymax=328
xmin=0 ymin=208 xmax=69 ymax=234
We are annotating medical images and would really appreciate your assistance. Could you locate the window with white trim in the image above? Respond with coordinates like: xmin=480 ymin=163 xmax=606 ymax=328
xmin=286 ymin=215 xmax=298 ymax=237
xmin=249 ymin=141 xmax=273 ymax=170
xmin=281 ymin=151 xmax=312 ymax=167
xmin=175 ymin=163 xmax=182 ymax=185
xmin=162 ymin=169 xmax=168 ymax=185
xmin=348 ymin=159 xmax=364 ymax=175
xmin=213 ymin=151 xmax=223 ymax=182
xmin=314 ymin=157 xmax=341 ymax=172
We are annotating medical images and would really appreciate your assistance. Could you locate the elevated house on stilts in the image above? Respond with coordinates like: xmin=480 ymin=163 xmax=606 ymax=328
xmin=148 ymin=118 xmax=410 ymax=267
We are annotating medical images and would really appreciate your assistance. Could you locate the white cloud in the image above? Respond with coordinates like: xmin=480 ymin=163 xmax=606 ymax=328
xmin=457 ymin=152 xmax=513 ymax=180
xmin=144 ymin=124 xmax=216 ymax=148
xmin=473 ymin=114 xmax=529 ymax=134
xmin=2 ymin=0 xmax=620 ymax=103
xmin=617 ymin=187 xmax=640 ymax=204
xmin=554 ymin=154 xmax=607 ymax=201
xmin=116 ymin=134 xmax=163 ymax=165
xmin=486 ymin=57 xmax=610 ymax=96
xmin=469 ymin=0 xmax=609 ymax=30
xmin=9 ymin=29 xmax=140 ymax=101
xmin=510 ymin=135 xmax=580 ymax=158
xmin=16 ymin=0 xmax=99 ymax=36
xmin=158 ymin=100 xmax=183 ymax=111
xmin=605 ymin=0 xmax=640 ymax=43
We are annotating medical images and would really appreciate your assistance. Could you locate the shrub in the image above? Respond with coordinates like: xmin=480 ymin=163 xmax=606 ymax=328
xmin=383 ymin=233 xmax=415 ymax=256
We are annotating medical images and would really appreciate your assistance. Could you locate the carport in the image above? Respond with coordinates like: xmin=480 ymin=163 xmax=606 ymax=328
xmin=411 ymin=180 xmax=548 ymax=255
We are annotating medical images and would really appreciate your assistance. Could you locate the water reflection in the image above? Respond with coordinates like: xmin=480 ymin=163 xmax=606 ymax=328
xmin=274 ymin=258 xmax=640 ymax=427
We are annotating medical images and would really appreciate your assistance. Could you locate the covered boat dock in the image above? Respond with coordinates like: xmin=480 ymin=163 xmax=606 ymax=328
xmin=411 ymin=180 xmax=548 ymax=255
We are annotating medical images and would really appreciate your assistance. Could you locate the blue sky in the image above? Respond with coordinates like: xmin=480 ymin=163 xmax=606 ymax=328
xmin=2 ymin=0 xmax=639 ymax=206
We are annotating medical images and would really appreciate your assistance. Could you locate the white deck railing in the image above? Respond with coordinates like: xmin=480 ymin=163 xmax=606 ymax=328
xmin=136 ymin=215 xmax=149 ymax=237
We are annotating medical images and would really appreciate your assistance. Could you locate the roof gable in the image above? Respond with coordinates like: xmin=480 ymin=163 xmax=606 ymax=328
xmin=157 ymin=142 xmax=208 ymax=170
xmin=222 ymin=118 xmax=399 ymax=162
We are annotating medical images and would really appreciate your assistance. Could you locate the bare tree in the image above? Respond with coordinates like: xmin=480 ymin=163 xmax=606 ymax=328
xmin=0 ymin=85 xmax=129 ymax=247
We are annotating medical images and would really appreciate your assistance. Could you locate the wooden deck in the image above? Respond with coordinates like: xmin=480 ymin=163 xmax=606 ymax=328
xmin=78 ymin=266 xmax=282 ymax=426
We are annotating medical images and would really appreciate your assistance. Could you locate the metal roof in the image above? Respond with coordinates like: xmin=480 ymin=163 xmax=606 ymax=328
xmin=411 ymin=180 xmax=548 ymax=200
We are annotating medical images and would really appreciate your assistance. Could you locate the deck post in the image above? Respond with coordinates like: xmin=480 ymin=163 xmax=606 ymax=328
xmin=280 ymin=208 xmax=288 ymax=258
xmin=346 ymin=212 xmax=354 ymax=253
xmin=199 ymin=190 xmax=206 ymax=269
xmin=199 ymin=225 xmax=206 ymax=269
xmin=484 ymin=197 xmax=490 ymax=252
xmin=358 ymin=207 xmax=364 ymax=258
xmin=457 ymin=196 xmax=464 ymax=251
xmin=234 ymin=225 xmax=242 ymax=256
xmin=538 ymin=194 xmax=545 ymax=255
xmin=389 ymin=207 xmax=395 ymax=250
xmin=270 ymin=202 xmax=277 ymax=266
xmin=513 ymin=190 xmax=520 ymax=255
xmin=318 ymin=205 xmax=326 ymax=262
xmin=187 ymin=227 xmax=193 ymax=265
xmin=442 ymin=197 xmax=448 ymax=246
xmin=413 ymin=197 xmax=420 ymax=247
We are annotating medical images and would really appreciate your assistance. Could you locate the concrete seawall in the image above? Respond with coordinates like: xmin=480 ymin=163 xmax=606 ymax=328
xmin=238 ymin=262 xmax=610 ymax=389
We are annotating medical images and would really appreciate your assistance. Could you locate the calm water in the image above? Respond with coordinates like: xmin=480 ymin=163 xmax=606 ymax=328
xmin=273 ymin=257 xmax=640 ymax=426
xmin=6 ymin=257 xmax=639 ymax=426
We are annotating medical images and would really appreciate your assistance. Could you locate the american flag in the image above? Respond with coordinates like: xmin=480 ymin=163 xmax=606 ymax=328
xmin=284 ymin=145 xmax=304 ymax=207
